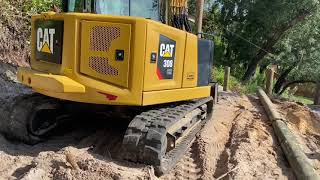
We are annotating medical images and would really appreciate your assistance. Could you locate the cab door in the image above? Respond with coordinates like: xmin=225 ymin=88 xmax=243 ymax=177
xmin=143 ymin=21 xmax=186 ymax=91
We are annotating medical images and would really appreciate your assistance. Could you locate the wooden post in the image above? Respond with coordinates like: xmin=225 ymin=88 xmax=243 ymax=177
xmin=314 ymin=82 xmax=320 ymax=105
xmin=266 ymin=68 xmax=274 ymax=96
xmin=196 ymin=0 xmax=204 ymax=38
xmin=224 ymin=67 xmax=230 ymax=92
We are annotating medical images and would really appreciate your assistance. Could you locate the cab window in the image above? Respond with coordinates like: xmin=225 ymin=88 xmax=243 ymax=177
xmin=65 ymin=0 xmax=160 ymax=21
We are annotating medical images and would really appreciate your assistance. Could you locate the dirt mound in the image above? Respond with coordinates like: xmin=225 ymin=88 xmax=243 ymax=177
xmin=277 ymin=101 xmax=320 ymax=136
xmin=276 ymin=101 xmax=320 ymax=175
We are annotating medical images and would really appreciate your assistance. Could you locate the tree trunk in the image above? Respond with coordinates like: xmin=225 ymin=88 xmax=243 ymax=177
xmin=274 ymin=60 xmax=301 ymax=94
xmin=278 ymin=80 xmax=316 ymax=95
xmin=242 ymin=9 xmax=312 ymax=82
xmin=314 ymin=82 xmax=320 ymax=105
xmin=242 ymin=50 xmax=268 ymax=82
xmin=274 ymin=74 xmax=287 ymax=95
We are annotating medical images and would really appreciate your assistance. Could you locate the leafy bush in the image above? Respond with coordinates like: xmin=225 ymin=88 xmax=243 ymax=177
xmin=282 ymin=90 xmax=314 ymax=105
xmin=212 ymin=67 xmax=266 ymax=94
xmin=23 ymin=0 xmax=59 ymax=14
xmin=212 ymin=67 xmax=224 ymax=85
xmin=212 ymin=67 xmax=245 ymax=94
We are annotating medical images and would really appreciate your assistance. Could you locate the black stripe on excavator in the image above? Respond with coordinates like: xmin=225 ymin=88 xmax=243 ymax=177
xmin=198 ymin=39 xmax=214 ymax=86
xmin=157 ymin=35 xmax=176 ymax=80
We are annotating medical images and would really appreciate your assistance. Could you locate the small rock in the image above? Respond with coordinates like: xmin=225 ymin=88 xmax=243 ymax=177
xmin=65 ymin=152 xmax=80 ymax=171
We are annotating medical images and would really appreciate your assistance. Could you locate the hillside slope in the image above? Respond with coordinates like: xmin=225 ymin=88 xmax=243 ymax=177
xmin=0 ymin=0 xmax=33 ymax=66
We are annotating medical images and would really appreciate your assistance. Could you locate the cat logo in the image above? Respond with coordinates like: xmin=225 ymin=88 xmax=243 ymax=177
xmin=159 ymin=43 xmax=175 ymax=58
xmin=157 ymin=35 xmax=176 ymax=80
xmin=37 ymin=28 xmax=56 ymax=54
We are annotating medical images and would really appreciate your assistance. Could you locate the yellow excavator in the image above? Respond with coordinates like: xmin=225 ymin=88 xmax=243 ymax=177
xmin=7 ymin=0 xmax=217 ymax=175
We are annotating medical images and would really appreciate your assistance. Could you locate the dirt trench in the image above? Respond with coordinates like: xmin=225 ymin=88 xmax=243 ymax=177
xmin=159 ymin=92 xmax=295 ymax=180
xmin=209 ymin=95 xmax=295 ymax=180
xmin=0 ymin=64 xmax=298 ymax=180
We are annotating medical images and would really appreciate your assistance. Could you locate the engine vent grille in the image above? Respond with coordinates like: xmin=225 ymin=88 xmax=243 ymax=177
xmin=90 ymin=26 xmax=121 ymax=52
xmin=89 ymin=57 xmax=119 ymax=76
xmin=80 ymin=21 xmax=131 ymax=88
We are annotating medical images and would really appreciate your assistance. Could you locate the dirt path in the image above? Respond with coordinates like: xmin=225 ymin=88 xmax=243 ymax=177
xmin=212 ymin=95 xmax=295 ymax=180
xmin=161 ymin=92 xmax=295 ymax=180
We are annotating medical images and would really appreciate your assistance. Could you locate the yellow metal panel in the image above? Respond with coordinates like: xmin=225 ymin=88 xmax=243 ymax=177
xmin=80 ymin=21 xmax=131 ymax=88
xmin=18 ymin=67 xmax=85 ymax=93
xmin=25 ymin=13 xmax=148 ymax=105
xmin=182 ymin=33 xmax=198 ymax=88
xmin=26 ymin=13 xmax=209 ymax=106
xmin=143 ymin=21 xmax=186 ymax=91
xmin=35 ymin=86 xmax=137 ymax=105
xmin=72 ymin=16 xmax=146 ymax=105
xmin=142 ymin=86 xmax=211 ymax=106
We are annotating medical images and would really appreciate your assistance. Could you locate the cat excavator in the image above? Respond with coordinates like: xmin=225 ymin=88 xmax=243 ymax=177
xmin=6 ymin=0 xmax=217 ymax=175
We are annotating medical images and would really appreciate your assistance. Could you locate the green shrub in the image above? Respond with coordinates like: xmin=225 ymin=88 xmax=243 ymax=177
xmin=212 ymin=67 xmax=266 ymax=94
xmin=212 ymin=67 xmax=225 ymax=85
xmin=212 ymin=67 xmax=246 ymax=94
xmin=23 ymin=0 xmax=59 ymax=13
xmin=282 ymin=89 xmax=313 ymax=105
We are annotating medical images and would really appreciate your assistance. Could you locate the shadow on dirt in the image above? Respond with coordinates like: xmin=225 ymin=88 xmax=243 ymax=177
xmin=0 ymin=113 xmax=131 ymax=159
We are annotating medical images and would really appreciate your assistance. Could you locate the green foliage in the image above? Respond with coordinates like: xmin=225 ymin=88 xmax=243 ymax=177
xmin=282 ymin=90 xmax=314 ymax=105
xmin=213 ymin=67 xmax=266 ymax=94
xmin=203 ymin=0 xmax=319 ymax=81
xmin=23 ymin=0 xmax=59 ymax=14
xmin=212 ymin=67 xmax=225 ymax=85
xmin=273 ymin=11 xmax=320 ymax=83
xmin=200 ymin=0 xmax=320 ymax=97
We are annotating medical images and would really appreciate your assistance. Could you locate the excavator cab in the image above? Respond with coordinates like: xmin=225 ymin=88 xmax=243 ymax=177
xmin=12 ymin=0 xmax=217 ymax=176
xmin=62 ymin=0 xmax=161 ymax=20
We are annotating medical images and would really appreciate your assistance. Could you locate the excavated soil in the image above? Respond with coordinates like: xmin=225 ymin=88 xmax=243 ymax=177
xmin=0 ymin=65 xmax=300 ymax=179
xmin=276 ymin=101 xmax=320 ymax=175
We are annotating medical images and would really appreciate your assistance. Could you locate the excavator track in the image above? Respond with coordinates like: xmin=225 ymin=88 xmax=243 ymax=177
xmin=122 ymin=97 xmax=214 ymax=176
xmin=4 ymin=93 xmax=65 ymax=145
xmin=1 ymin=92 xmax=214 ymax=176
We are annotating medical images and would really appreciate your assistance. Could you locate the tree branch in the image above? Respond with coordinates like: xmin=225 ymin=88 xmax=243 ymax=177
xmin=279 ymin=80 xmax=316 ymax=95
